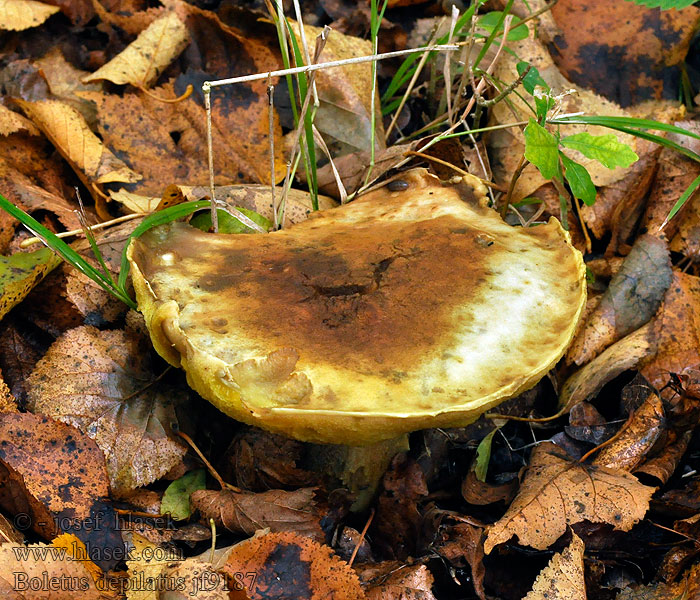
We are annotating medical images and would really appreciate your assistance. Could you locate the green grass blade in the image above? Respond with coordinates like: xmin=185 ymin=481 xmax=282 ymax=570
xmin=0 ymin=192 xmax=137 ymax=309
xmin=663 ymin=172 xmax=700 ymax=228
xmin=551 ymin=115 xmax=700 ymax=141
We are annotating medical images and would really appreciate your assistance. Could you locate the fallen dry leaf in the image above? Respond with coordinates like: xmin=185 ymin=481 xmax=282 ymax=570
xmin=83 ymin=11 xmax=189 ymax=88
xmin=523 ymin=534 xmax=585 ymax=600
xmin=0 ymin=103 xmax=40 ymax=136
xmin=616 ymin=561 xmax=700 ymax=600
xmin=0 ymin=536 xmax=108 ymax=599
xmin=0 ymin=412 xmax=123 ymax=571
xmin=559 ymin=323 xmax=657 ymax=412
xmin=642 ymin=272 xmax=700 ymax=401
xmin=670 ymin=193 xmax=700 ymax=261
xmin=26 ymin=326 xmax=189 ymax=492
xmin=635 ymin=429 xmax=692 ymax=485
xmin=432 ymin=522 xmax=487 ymax=600
xmin=593 ymin=392 xmax=665 ymax=472
xmin=191 ymin=487 xmax=326 ymax=541
xmin=0 ymin=247 xmax=60 ymax=321
xmin=566 ymin=234 xmax=672 ymax=366
xmin=14 ymin=98 xmax=141 ymax=192
xmin=0 ymin=0 xmax=59 ymax=31
xmin=365 ymin=564 xmax=437 ymax=600
xmin=222 ymin=531 xmax=366 ymax=600
xmin=0 ymin=318 xmax=44 ymax=403
xmin=550 ymin=0 xmax=700 ymax=106
xmin=484 ymin=442 xmax=655 ymax=553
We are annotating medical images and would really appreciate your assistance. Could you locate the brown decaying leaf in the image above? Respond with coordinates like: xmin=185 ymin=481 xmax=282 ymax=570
xmin=670 ymin=193 xmax=700 ymax=261
xmin=26 ymin=326 xmax=188 ymax=493
xmin=0 ymin=319 xmax=43 ymax=404
xmin=14 ymin=98 xmax=141 ymax=190
xmin=0 ymin=368 xmax=16 ymax=413
xmin=222 ymin=428 xmax=317 ymax=492
xmin=550 ymin=0 xmax=700 ymax=106
xmin=524 ymin=534 xmax=585 ymax=600
xmin=0 ymin=411 xmax=123 ymax=572
xmin=642 ymin=272 xmax=700 ymax=401
xmin=461 ymin=469 xmax=518 ymax=506
xmin=365 ymin=564 xmax=437 ymax=600
xmin=433 ymin=523 xmax=487 ymax=600
xmin=90 ymin=0 xmax=163 ymax=36
xmin=83 ymin=11 xmax=189 ymax=88
xmin=191 ymin=487 xmax=326 ymax=542
xmin=635 ymin=429 xmax=692 ymax=485
xmin=0 ymin=537 xmax=108 ymax=600
xmin=0 ymin=0 xmax=59 ymax=31
xmin=592 ymin=392 xmax=665 ymax=472
xmin=566 ymin=234 xmax=672 ymax=366
xmin=560 ymin=323 xmax=656 ymax=412
xmin=643 ymin=121 xmax=700 ymax=239
xmin=616 ymin=562 xmax=700 ymax=600
xmin=484 ymin=442 xmax=655 ymax=553
xmin=222 ymin=531 xmax=366 ymax=600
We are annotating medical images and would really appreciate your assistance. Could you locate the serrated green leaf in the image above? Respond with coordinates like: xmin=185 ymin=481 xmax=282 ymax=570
xmin=475 ymin=428 xmax=499 ymax=482
xmin=516 ymin=61 xmax=549 ymax=95
xmin=624 ymin=0 xmax=696 ymax=9
xmin=161 ymin=469 xmax=206 ymax=521
xmin=0 ymin=248 xmax=61 ymax=322
xmin=524 ymin=119 xmax=561 ymax=180
xmin=561 ymin=153 xmax=597 ymax=206
xmin=561 ymin=132 xmax=638 ymax=169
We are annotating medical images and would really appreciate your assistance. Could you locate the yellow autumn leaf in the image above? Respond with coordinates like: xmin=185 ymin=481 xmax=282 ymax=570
xmin=83 ymin=12 xmax=189 ymax=88
xmin=14 ymin=98 xmax=141 ymax=186
xmin=0 ymin=0 xmax=59 ymax=31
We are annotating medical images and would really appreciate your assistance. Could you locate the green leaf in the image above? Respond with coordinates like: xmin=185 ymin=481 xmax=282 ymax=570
xmin=477 ymin=11 xmax=529 ymax=41
xmin=190 ymin=207 xmax=271 ymax=234
xmin=475 ymin=428 xmax=498 ymax=482
xmin=561 ymin=132 xmax=638 ymax=169
xmin=0 ymin=248 xmax=61 ymax=322
xmin=516 ymin=61 xmax=549 ymax=95
xmin=161 ymin=469 xmax=206 ymax=521
xmin=561 ymin=153 xmax=597 ymax=206
xmin=524 ymin=118 xmax=561 ymax=180
xmin=624 ymin=0 xmax=696 ymax=9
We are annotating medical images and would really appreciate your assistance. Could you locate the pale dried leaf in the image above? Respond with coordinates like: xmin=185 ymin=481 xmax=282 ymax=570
xmin=83 ymin=12 xmax=189 ymax=88
xmin=0 ymin=0 xmax=59 ymax=31
xmin=0 ymin=104 xmax=40 ymax=136
xmin=26 ymin=326 xmax=188 ymax=492
xmin=484 ymin=442 xmax=655 ymax=553
xmin=524 ymin=534 xmax=586 ymax=600
xmin=14 ymin=98 xmax=141 ymax=186
xmin=366 ymin=564 xmax=437 ymax=600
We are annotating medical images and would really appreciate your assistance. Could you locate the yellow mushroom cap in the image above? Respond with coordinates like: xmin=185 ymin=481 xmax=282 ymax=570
xmin=128 ymin=169 xmax=586 ymax=445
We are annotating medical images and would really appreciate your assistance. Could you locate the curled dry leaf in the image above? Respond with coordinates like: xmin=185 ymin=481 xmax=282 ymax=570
xmin=616 ymin=562 xmax=700 ymax=600
xmin=559 ymin=322 xmax=657 ymax=412
xmin=26 ymin=326 xmax=189 ymax=493
xmin=433 ymin=523 xmax=486 ymax=600
xmin=484 ymin=442 xmax=655 ymax=554
xmin=635 ymin=429 xmax=693 ymax=485
xmin=566 ymin=234 xmax=672 ymax=366
xmin=83 ymin=12 xmax=189 ymax=88
xmin=642 ymin=272 xmax=700 ymax=401
xmin=0 ymin=537 xmax=107 ymax=599
xmin=0 ymin=412 xmax=123 ymax=570
xmin=0 ymin=0 xmax=59 ymax=31
xmin=222 ymin=531 xmax=366 ymax=600
xmin=523 ymin=534 xmax=586 ymax=600
xmin=0 ymin=248 xmax=60 ymax=322
xmin=14 ymin=98 xmax=141 ymax=189
xmin=592 ymin=392 xmax=665 ymax=472
xmin=190 ymin=487 xmax=326 ymax=542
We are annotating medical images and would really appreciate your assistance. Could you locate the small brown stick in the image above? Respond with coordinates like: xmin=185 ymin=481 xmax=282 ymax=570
xmin=501 ymin=153 xmax=527 ymax=218
xmin=203 ymin=83 xmax=218 ymax=233
xmin=267 ymin=75 xmax=278 ymax=230
xmin=443 ymin=5 xmax=460 ymax=124
xmin=571 ymin=192 xmax=592 ymax=253
xmin=348 ymin=508 xmax=375 ymax=568
xmin=577 ymin=412 xmax=634 ymax=463
xmin=312 ymin=124 xmax=347 ymax=203
xmin=20 ymin=213 xmax=143 ymax=248
xmin=175 ymin=429 xmax=242 ymax=493
xmin=137 ymin=84 xmax=193 ymax=104
xmin=404 ymin=150 xmax=508 ymax=191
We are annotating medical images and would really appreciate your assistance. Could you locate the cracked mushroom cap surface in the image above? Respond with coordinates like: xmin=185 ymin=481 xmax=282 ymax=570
xmin=128 ymin=169 xmax=586 ymax=445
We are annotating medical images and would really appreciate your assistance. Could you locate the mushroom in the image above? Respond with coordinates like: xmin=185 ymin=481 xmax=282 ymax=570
xmin=127 ymin=169 xmax=586 ymax=445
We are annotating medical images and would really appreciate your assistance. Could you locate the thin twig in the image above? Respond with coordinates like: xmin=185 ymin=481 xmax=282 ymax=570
xmin=175 ymin=429 xmax=242 ymax=493
xmin=443 ymin=5 xmax=460 ymax=124
xmin=267 ymin=76 xmax=278 ymax=230
xmin=348 ymin=508 xmax=375 ymax=568
xmin=502 ymin=153 xmax=527 ymax=218
xmin=204 ymin=43 xmax=461 ymax=89
xmin=20 ymin=213 xmax=143 ymax=248
xmin=312 ymin=124 xmax=347 ymax=203
xmin=202 ymin=83 xmax=218 ymax=233
xmin=403 ymin=150 xmax=508 ymax=191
